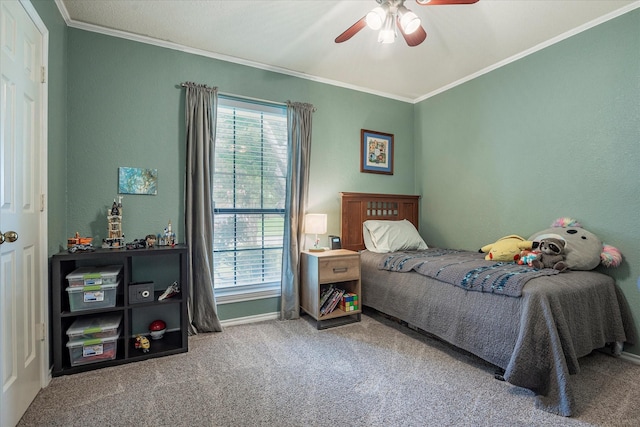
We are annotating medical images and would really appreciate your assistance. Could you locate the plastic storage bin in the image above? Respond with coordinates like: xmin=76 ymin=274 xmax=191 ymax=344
xmin=66 ymin=313 xmax=122 ymax=340
xmin=66 ymin=283 xmax=118 ymax=312
xmin=66 ymin=334 xmax=119 ymax=366
xmin=66 ymin=265 xmax=122 ymax=287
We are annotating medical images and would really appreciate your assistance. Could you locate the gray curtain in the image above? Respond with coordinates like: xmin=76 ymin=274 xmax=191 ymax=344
xmin=281 ymin=101 xmax=315 ymax=320
xmin=184 ymin=82 xmax=223 ymax=333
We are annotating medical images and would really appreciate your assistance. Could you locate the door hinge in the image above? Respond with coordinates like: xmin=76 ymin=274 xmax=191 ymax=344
xmin=41 ymin=66 xmax=46 ymax=83
xmin=40 ymin=194 xmax=45 ymax=212
xmin=36 ymin=323 xmax=46 ymax=341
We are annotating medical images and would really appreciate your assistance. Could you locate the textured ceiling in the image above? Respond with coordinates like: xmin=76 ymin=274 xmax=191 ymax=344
xmin=58 ymin=0 xmax=639 ymax=102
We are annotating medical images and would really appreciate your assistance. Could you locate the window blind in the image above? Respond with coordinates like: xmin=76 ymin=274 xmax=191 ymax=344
xmin=213 ymin=95 xmax=288 ymax=291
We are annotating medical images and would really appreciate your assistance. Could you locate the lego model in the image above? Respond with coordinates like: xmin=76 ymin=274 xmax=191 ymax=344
xmin=102 ymin=196 xmax=125 ymax=249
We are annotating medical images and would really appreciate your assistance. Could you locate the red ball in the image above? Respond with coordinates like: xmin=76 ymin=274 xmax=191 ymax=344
xmin=149 ymin=319 xmax=166 ymax=331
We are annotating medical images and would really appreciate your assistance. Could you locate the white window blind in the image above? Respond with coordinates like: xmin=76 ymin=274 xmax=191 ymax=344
xmin=213 ymin=95 xmax=288 ymax=293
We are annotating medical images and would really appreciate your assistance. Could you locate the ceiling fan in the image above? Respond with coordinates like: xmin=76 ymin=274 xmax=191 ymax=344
xmin=335 ymin=0 xmax=479 ymax=47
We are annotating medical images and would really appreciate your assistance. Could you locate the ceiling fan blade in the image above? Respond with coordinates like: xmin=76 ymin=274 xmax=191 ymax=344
xmin=397 ymin=19 xmax=427 ymax=47
xmin=335 ymin=17 xmax=367 ymax=43
xmin=416 ymin=0 xmax=479 ymax=5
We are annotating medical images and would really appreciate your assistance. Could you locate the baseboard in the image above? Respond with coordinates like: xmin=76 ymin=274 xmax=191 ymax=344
xmin=220 ymin=312 xmax=279 ymax=327
xmin=620 ymin=351 xmax=640 ymax=365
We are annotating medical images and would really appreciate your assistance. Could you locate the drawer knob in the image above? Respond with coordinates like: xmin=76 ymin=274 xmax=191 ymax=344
xmin=333 ymin=267 xmax=348 ymax=273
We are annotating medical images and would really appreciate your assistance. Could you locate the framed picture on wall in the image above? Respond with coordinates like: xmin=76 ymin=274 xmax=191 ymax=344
xmin=118 ymin=167 xmax=158 ymax=195
xmin=361 ymin=129 xmax=394 ymax=175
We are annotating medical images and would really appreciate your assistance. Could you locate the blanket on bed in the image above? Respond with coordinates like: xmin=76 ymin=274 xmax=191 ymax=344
xmin=378 ymin=249 xmax=560 ymax=297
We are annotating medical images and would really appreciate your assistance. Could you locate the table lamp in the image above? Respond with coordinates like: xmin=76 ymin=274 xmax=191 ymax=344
xmin=304 ymin=213 xmax=327 ymax=252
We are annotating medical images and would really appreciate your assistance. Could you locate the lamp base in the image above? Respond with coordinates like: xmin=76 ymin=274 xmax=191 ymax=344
xmin=308 ymin=248 xmax=326 ymax=253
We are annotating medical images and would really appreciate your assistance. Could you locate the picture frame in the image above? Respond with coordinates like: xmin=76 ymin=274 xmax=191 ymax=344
xmin=118 ymin=167 xmax=158 ymax=195
xmin=361 ymin=129 xmax=394 ymax=175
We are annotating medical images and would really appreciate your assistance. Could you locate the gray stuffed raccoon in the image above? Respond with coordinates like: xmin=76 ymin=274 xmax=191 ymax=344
xmin=531 ymin=237 xmax=568 ymax=272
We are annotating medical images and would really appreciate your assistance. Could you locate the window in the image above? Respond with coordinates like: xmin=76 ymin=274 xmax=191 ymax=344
xmin=212 ymin=95 xmax=288 ymax=300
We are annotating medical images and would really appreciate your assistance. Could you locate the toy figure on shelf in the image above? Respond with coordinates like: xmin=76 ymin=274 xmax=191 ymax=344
xmin=145 ymin=234 xmax=156 ymax=247
xmin=103 ymin=196 xmax=125 ymax=249
xmin=158 ymin=281 xmax=180 ymax=301
xmin=165 ymin=220 xmax=176 ymax=246
xmin=134 ymin=335 xmax=150 ymax=353
xmin=158 ymin=220 xmax=176 ymax=246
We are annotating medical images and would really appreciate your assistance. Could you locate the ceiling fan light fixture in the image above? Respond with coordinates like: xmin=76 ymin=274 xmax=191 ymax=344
xmin=378 ymin=28 xmax=396 ymax=44
xmin=377 ymin=11 xmax=396 ymax=44
xmin=398 ymin=7 xmax=421 ymax=35
xmin=366 ymin=6 xmax=386 ymax=30
xmin=336 ymin=0 xmax=479 ymax=47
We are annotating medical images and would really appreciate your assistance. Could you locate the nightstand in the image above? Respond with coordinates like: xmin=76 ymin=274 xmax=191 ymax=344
xmin=300 ymin=249 xmax=361 ymax=329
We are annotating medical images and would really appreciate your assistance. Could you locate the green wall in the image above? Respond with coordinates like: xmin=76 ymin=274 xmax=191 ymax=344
xmin=64 ymin=29 xmax=414 ymax=249
xmin=31 ymin=0 xmax=68 ymax=256
xmin=415 ymin=9 xmax=640 ymax=353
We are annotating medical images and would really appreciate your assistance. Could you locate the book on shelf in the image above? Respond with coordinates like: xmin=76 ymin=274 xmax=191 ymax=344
xmin=326 ymin=289 xmax=344 ymax=314
xmin=320 ymin=288 xmax=345 ymax=316
xmin=319 ymin=289 xmax=336 ymax=315
xmin=319 ymin=284 xmax=335 ymax=310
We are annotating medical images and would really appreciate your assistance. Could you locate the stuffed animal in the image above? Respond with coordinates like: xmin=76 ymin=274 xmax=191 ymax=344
xmin=480 ymin=235 xmax=533 ymax=262
xmin=530 ymin=237 xmax=568 ymax=272
xmin=529 ymin=218 xmax=622 ymax=270
xmin=517 ymin=249 xmax=539 ymax=266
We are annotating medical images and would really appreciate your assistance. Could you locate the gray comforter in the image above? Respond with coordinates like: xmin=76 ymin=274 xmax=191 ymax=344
xmin=360 ymin=250 xmax=633 ymax=416
xmin=378 ymin=249 xmax=559 ymax=297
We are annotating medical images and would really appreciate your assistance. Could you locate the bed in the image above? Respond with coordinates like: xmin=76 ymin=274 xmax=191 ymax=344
xmin=339 ymin=192 xmax=633 ymax=416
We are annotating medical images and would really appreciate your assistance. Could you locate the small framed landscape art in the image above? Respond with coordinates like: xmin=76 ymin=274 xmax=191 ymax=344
xmin=361 ymin=129 xmax=393 ymax=175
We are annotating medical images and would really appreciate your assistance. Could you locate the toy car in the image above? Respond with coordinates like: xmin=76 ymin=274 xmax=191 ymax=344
xmin=126 ymin=239 xmax=147 ymax=250
xmin=67 ymin=232 xmax=93 ymax=248
xmin=68 ymin=244 xmax=95 ymax=253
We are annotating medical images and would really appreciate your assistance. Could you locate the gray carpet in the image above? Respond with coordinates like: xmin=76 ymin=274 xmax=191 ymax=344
xmin=19 ymin=311 xmax=640 ymax=426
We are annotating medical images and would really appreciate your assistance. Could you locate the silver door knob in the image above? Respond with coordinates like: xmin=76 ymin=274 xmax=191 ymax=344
xmin=0 ymin=230 xmax=18 ymax=244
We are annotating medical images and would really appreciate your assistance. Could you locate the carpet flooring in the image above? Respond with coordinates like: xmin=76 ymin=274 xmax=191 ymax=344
xmin=18 ymin=310 xmax=640 ymax=426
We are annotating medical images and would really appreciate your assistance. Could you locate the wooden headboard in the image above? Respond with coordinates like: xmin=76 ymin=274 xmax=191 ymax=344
xmin=340 ymin=192 xmax=421 ymax=251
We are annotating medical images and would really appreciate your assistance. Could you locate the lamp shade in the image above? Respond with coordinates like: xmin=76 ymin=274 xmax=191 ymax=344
xmin=366 ymin=6 xmax=385 ymax=30
xmin=399 ymin=7 xmax=420 ymax=35
xmin=304 ymin=214 xmax=327 ymax=235
xmin=378 ymin=12 xmax=396 ymax=44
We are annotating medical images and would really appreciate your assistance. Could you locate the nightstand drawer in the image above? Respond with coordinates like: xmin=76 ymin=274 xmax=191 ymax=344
xmin=318 ymin=256 xmax=360 ymax=282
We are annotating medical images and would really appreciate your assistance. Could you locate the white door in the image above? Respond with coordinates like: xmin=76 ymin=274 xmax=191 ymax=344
xmin=1 ymin=1 xmax=47 ymax=426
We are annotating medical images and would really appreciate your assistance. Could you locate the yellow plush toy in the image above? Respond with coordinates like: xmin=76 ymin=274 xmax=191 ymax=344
xmin=480 ymin=235 xmax=534 ymax=262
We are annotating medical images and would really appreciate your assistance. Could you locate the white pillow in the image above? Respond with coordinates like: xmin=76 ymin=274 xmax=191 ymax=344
xmin=363 ymin=219 xmax=428 ymax=253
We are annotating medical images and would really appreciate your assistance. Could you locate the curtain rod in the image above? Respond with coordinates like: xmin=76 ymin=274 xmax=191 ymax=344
xmin=180 ymin=81 xmax=216 ymax=92
xmin=180 ymin=83 xmax=316 ymax=111
xmin=222 ymin=92 xmax=287 ymax=108
xmin=179 ymin=82 xmax=290 ymax=108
